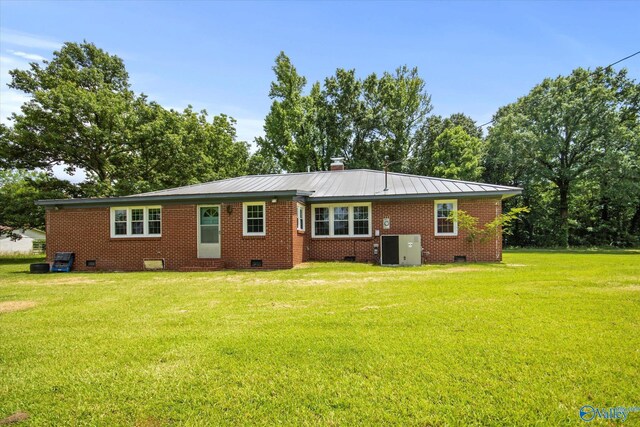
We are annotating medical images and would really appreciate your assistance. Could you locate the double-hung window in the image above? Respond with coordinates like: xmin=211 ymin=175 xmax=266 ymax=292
xmin=311 ymin=203 xmax=371 ymax=237
xmin=243 ymin=202 xmax=266 ymax=236
xmin=353 ymin=206 xmax=369 ymax=235
xmin=110 ymin=207 xmax=162 ymax=237
xmin=297 ymin=204 xmax=305 ymax=232
xmin=131 ymin=208 xmax=145 ymax=235
xmin=113 ymin=209 xmax=128 ymax=236
xmin=314 ymin=207 xmax=330 ymax=236
xmin=333 ymin=207 xmax=349 ymax=235
xmin=435 ymin=200 xmax=457 ymax=236
xmin=148 ymin=208 xmax=161 ymax=234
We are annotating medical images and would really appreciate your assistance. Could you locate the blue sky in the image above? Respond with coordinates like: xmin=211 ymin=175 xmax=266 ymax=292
xmin=1 ymin=0 xmax=639 ymax=149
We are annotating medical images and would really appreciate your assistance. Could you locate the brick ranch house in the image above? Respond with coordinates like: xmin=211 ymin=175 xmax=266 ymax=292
xmin=36 ymin=161 xmax=521 ymax=271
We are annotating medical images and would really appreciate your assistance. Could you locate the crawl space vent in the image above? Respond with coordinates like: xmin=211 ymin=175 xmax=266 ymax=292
xmin=143 ymin=259 xmax=165 ymax=270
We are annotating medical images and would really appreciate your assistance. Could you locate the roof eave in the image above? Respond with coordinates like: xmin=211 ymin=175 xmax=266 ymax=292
xmin=35 ymin=190 xmax=314 ymax=207
xmin=308 ymin=190 xmax=523 ymax=202
xmin=36 ymin=187 xmax=523 ymax=207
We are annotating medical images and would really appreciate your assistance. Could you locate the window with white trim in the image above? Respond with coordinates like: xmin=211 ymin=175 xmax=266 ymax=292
xmin=243 ymin=202 xmax=266 ymax=236
xmin=311 ymin=203 xmax=371 ymax=238
xmin=297 ymin=204 xmax=305 ymax=231
xmin=131 ymin=208 xmax=144 ymax=235
xmin=148 ymin=208 xmax=161 ymax=234
xmin=314 ymin=207 xmax=329 ymax=236
xmin=110 ymin=207 xmax=162 ymax=237
xmin=353 ymin=206 xmax=369 ymax=235
xmin=333 ymin=207 xmax=349 ymax=235
xmin=114 ymin=209 xmax=127 ymax=236
xmin=435 ymin=200 xmax=457 ymax=236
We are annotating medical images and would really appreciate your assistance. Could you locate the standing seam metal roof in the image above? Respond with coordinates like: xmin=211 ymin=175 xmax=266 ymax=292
xmin=35 ymin=169 xmax=523 ymax=207
xmin=127 ymin=169 xmax=521 ymax=199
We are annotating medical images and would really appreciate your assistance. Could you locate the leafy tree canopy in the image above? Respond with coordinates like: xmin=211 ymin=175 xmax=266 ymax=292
xmin=486 ymin=67 xmax=640 ymax=247
xmin=411 ymin=113 xmax=482 ymax=176
xmin=431 ymin=126 xmax=484 ymax=181
xmin=3 ymin=41 xmax=250 ymax=197
xmin=0 ymin=170 xmax=77 ymax=238
xmin=257 ymin=52 xmax=433 ymax=172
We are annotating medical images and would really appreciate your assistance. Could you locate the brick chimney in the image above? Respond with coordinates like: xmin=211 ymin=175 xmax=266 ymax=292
xmin=330 ymin=157 xmax=345 ymax=171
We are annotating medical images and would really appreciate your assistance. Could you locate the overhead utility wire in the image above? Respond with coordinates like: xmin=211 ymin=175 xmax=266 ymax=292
xmin=478 ymin=49 xmax=640 ymax=128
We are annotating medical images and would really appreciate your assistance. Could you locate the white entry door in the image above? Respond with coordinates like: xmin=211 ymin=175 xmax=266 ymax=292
xmin=198 ymin=205 xmax=220 ymax=258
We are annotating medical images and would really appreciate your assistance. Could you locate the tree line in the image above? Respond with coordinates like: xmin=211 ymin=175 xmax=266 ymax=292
xmin=1 ymin=42 xmax=638 ymax=247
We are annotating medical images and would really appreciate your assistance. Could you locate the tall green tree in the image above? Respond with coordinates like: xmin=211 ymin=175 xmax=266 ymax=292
xmin=3 ymin=41 xmax=250 ymax=197
xmin=5 ymin=41 xmax=135 ymax=192
xmin=247 ymin=148 xmax=281 ymax=175
xmin=368 ymin=66 xmax=433 ymax=171
xmin=175 ymin=109 xmax=249 ymax=184
xmin=113 ymin=105 xmax=249 ymax=195
xmin=431 ymin=126 xmax=484 ymax=181
xmin=0 ymin=170 xmax=77 ymax=238
xmin=258 ymin=52 xmax=311 ymax=172
xmin=319 ymin=69 xmax=378 ymax=169
xmin=411 ymin=113 xmax=483 ymax=176
xmin=487 ymin=67 xmax=640 ymax=247
xmin=579 ymin=116 xmax=640 ymax=245
xmin=257 ymin=53 xmax=433 ymax=173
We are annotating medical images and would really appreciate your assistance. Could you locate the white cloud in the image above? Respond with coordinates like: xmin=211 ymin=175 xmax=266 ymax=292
xmin=0 ymin=30 xmax=57 ymax=122
xmin=0 ymin=55 xmax=20 ymax=67
xmin=7 ymin=49 xmax=46 ymax=61
xmin=0 ymin=28 xmax=61 ymax=50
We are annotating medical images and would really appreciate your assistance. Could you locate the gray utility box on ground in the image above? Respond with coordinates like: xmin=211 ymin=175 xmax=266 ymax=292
xmin=381 ymin=234 xmax=422 ymax=266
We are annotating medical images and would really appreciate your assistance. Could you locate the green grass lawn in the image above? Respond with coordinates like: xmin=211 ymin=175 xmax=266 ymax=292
xmin=1 ymin=251 xmax=638 ymax=426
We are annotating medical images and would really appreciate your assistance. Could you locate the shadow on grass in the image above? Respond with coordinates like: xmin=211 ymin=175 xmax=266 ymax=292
xmin=505 ymin=248 xmax=640 ymax=255
xmin=0 ymin=256 xmax=46 ymax=265
xmin=9 ymin=270 xmax=39 ymax=275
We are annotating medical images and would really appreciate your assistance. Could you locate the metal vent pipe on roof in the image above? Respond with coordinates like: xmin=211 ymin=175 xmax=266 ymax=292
xmin=383 ymin=155 xmax=405 ymax=192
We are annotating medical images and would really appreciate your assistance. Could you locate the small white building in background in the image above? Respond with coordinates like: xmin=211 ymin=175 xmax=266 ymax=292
xmin=0 ymin=229 xmax=46 ymax=254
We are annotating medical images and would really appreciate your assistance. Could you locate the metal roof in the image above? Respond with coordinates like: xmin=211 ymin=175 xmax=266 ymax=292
xmin=36 ymin=169 xmax=522 ymax=207
xmin=130 ymin=169 xmax=521 ymax=199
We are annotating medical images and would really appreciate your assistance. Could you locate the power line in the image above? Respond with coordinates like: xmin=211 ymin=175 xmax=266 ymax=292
xmin=607 ymin=50 xmax=640 ymax=68
xmin=478 ymin=49 xmax=640 ymax=128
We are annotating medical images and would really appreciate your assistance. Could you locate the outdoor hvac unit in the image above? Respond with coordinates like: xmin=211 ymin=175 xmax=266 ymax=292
xmin=380 ymin=235 xmax=422 ymax=266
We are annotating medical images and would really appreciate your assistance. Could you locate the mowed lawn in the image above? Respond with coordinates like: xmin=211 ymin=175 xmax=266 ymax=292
xmin=1 ymin=251 xmax=638 ymax=426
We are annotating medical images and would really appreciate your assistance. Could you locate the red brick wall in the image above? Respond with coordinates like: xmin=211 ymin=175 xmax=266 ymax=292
xmin=45 ymin=197 xmax=503 ymax=271
xmin=291 ymin=202 xmax=309 ymax=265
xmin=46 ymin=201 xmax=296 ymax=271
xmin=220 ymin=201 xmax=293 ymax=269
xmin=306 ymin=198 xmax=502 ymax=264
